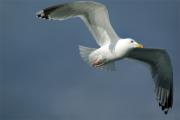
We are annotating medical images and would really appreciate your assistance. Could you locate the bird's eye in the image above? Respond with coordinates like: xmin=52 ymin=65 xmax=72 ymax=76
xmin=131 ymin=40 xmax=134 ymax=43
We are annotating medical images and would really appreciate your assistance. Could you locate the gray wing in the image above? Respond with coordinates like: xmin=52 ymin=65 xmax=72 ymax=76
xmin=126 ymin=48 xmax=173 ymax=114
xmin=36 ymin=1 xmax=119 ymax=46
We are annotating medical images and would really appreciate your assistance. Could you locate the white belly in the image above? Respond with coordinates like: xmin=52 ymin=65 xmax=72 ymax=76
xmin=89 ymin=45 xmax=119 ymax=63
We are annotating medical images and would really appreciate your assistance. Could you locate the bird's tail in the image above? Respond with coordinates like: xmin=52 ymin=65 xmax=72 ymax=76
xmin=79 ymin=45 xmax=116 ymax=71
xmin=79 ymin=45 xmax=96 ymax=64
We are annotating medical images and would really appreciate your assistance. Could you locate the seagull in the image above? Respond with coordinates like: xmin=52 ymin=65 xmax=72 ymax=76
xmin=36 ymin=1 xmax=173 ymax=114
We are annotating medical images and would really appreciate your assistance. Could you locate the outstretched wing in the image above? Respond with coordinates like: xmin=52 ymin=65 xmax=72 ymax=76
xmin=36 ymin=1 xmax=119 ymax=46
xmin=127 ymin=48 xmax=173 ymax=114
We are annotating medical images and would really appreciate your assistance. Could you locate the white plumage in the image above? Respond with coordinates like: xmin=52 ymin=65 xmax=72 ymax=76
xmin=36 ymin=1 xmax=173 ymax=114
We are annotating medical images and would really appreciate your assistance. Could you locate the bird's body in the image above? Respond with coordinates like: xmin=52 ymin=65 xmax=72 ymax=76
xmin=36 ymin=1 xmax=173 ymax=114
xmin=86 ymin=39 xmax=138 ymax=68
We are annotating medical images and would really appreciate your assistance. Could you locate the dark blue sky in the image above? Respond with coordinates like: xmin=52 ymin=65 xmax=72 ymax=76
xmin=0 ymin=0 xmax=179 ymax=120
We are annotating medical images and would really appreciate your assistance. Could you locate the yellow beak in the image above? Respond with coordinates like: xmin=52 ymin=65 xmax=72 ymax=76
xmin=136 ymin=43 xmax=144 ymax=48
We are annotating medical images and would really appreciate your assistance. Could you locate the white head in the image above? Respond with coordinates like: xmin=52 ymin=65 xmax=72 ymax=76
xmin=124 ymin=38 xmax=144 ymax=49
xmin=115 ymin=38 xmax=144 ymax=57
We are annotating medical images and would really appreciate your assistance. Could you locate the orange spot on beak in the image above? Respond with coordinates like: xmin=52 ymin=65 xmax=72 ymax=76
xmin=136 ymin=43 xmax=144 ymax=48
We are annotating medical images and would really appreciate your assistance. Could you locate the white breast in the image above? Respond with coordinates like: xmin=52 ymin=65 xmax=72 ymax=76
xmin=89 ymin=40 xmax=131 ymax=64
xmin=114 ymin=40 xmax=131 ymax=58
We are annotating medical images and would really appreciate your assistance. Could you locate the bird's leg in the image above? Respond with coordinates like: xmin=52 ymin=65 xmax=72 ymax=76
xmin=92 ymin=58 xmax=105 ymax=68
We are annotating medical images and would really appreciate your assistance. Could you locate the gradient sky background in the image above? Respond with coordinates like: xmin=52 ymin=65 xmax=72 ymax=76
xmin=0 ymin=0 xmax=179 ymax=120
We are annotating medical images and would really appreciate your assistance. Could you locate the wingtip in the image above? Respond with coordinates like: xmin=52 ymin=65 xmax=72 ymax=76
xmin=164 ymin=110 xmax=168 ymax=115
xmin=36 ymin=10 xmax=50 ymax=20
xmin=36 ymin=10 xmax=43 ymax=17
xmin=158 ymin=102 xmax=172 ymax=115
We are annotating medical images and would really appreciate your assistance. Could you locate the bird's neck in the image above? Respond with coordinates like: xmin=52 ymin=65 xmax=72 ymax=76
xmin=114 ymin=40 xmax=131 ymax=59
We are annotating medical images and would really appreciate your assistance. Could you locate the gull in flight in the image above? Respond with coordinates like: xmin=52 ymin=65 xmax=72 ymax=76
xmin=36 ymin=1 xmax=173 ymax=114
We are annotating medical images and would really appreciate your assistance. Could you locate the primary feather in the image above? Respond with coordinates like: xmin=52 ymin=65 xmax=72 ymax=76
xmin=127 ymin=48 xmax=173 ymax=114
xmin=36 ymin=1 xmax=119 ymax=46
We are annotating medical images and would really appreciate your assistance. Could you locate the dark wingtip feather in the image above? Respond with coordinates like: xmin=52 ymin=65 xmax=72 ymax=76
xmin=36 ymin=10 xmax=50 ymax=20
xmin=158 ymin=88 xmax=173 ymax=115
xmin=36 ymin=4 xmax=65 ymax=20
xmin=159 ymin=103 xmax=169 ymax=114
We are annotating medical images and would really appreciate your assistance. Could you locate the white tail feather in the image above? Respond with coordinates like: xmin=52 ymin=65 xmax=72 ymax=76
xmin=79 ymin=45 xmax=96 ymax=64
xmin=79 ymin=45 xmax=116 ymax=71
